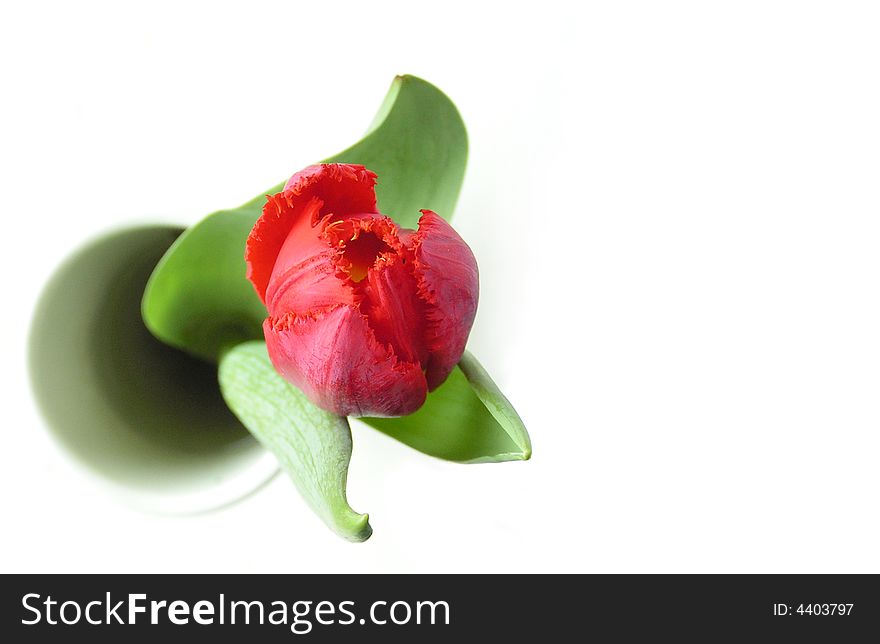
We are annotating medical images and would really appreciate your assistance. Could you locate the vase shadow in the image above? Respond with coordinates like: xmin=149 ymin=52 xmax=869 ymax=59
xmin=29 ymin=225 xmax=277 ymax=514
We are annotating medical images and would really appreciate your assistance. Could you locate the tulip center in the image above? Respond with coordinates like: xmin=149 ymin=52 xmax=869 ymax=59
xmin=342 ymin=231 xmax=392 ymax=282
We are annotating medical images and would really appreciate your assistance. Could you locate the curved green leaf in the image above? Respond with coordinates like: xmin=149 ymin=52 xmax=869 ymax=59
xmin=141 ymin=207 xmax=267 ymax=362
xmin=364 ymin=352 xmax=531 ymax=464
xmin=218 ymin=341 xmax=371 ymax=542
xmin=457 ymin=351 xmax=532 ymax=459
xmin=142 ymin=75 xmax=467 ymax=362
xmin=28 ymin=226 xmax=270 ymax=497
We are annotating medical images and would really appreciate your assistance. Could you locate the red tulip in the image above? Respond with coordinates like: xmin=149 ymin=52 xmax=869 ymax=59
xmin=245 ymin=163 xmax=479 ymax=417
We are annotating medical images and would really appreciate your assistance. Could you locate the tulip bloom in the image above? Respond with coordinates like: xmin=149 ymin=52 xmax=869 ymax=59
xmin=245 ymin=163 xmax=479 ymax=417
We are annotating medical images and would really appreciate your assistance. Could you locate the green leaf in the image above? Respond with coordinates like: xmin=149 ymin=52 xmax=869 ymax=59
xmin=218 ymin=341 xmax=371 ymax=542
xmin=142 ymin=74 xmax=467 ymax=362
xmin=141 ymin=207 xmax=268 ymax=362
xmin=28 ymin=226 xmax=270 ymax=496
xmin=363 ymin=352 xmax=531 ymax=464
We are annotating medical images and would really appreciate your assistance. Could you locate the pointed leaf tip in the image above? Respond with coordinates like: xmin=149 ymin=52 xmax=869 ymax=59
xmin=363 ymin=351 xmax=531 ymax=464
xmin=218 ymin=341 xmax=371 ymax=542
xmin=458 ymin=350 xmax=532 ymax=460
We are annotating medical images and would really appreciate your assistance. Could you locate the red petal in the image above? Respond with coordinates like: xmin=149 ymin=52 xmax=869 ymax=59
xmin=409 ymin=211 xmax=479 ymax=389
xmin=246 ymin=164 xmax=378 ymax=303
xmin=266 ymin=247 xmax=358 ymax=318
xmin=361 ymin=254 xmax=429 ymax=366
xmin=264 ymin=305 xmax=427 ymax=417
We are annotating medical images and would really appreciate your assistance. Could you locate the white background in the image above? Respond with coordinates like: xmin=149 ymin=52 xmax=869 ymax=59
xmin=2 ymin=1 xmax=879 ymax=572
